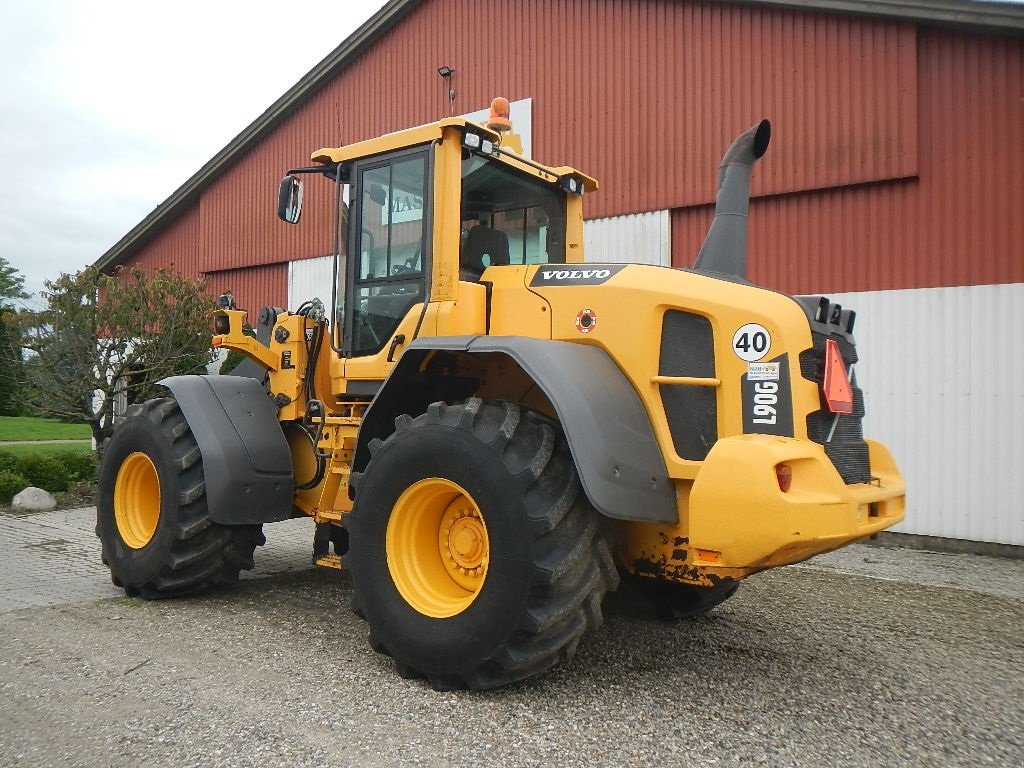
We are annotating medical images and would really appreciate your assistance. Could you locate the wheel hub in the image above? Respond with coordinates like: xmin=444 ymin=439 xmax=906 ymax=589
xmin=386 ymin=478 xmax=490 ymax=618
xmin=442 ymin=507 xmax=488 ymax=587
xmin=113 ymin=452 xmax=161 ymax=549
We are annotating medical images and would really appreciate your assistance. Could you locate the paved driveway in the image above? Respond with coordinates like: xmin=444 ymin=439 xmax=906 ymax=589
xmin=2 ymin=506 xmax=1022 ymax=767
xmin=0 ymin=507 xmax=313 ymax=611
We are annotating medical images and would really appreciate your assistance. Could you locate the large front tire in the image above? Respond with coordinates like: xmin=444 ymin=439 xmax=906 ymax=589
xmin=96 ymin=398 xmax=265 ymax=598
xmin=348 ymin=398 xmax=618 ymax=690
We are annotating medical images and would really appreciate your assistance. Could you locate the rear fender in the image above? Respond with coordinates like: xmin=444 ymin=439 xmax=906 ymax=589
xmin=356 ymin=336 xmax=677 ymax=524
xmin=159 ymin=375 xmax=294 ymax=525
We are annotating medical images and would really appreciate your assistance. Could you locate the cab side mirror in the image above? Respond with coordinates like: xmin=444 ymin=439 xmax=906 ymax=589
xmin=277 ymin=176 xmax=303 ymax=223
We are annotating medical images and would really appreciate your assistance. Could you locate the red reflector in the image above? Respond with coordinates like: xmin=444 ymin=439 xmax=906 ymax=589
xmin=775 ymin=463 xmax=792 ymax=493
xmin=822 ymin=339 xmax=854 ymax=414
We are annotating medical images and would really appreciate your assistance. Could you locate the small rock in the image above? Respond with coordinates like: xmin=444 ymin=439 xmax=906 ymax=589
xmin=12 ymin=487 xmax=57 ymax=512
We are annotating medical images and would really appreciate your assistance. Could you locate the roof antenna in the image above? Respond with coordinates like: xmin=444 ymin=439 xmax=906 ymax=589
xmin=437 ymin=66 xmax=455 ymax=116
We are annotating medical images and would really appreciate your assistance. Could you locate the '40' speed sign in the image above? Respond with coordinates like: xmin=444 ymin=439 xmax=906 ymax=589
xmin=732 ymin=323 xmax=772 ymax=362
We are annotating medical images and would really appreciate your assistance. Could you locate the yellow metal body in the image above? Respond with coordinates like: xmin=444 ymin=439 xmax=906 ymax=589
xmin=212 ymin=112 xmax=905 ymax=588
xmin=619 ymin=437 xmax=904 ymax=585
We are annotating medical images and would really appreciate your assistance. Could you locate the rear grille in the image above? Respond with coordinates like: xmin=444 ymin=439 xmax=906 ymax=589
xmin=659 ymin=310 xmax=717 ymax=461
xmin=796 ymin=297 xmax=872 ymax=484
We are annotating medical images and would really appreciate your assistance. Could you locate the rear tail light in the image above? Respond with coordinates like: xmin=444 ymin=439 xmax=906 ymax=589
xmin=695 ymin=549 xmax=722 ymax=564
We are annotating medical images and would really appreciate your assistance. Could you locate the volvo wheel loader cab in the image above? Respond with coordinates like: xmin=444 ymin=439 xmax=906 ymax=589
xmin=97 ymin=98 xmax=906 ymax=689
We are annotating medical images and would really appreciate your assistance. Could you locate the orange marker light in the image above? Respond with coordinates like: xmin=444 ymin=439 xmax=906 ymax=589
xmin=696 ymin=549 xmax=722 ymax=564
xmin=486 ymin=97 xmax=512 ymax=133
xmin=823 ymin=339 xmax=854 ymax=414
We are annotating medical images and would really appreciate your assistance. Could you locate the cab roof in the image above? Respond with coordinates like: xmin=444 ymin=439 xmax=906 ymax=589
xmin=310 ymin=116 xmax=598 ymax=193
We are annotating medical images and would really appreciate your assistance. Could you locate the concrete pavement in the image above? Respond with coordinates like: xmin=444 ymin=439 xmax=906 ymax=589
xmin=0 ymin=507 xmax=315 ymax=611
xmin=3 ymin=505 xmax=1021 ymax=611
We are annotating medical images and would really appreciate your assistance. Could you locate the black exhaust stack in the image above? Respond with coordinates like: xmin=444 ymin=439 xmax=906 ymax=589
xmin=693 ymin=119 xmax=771 ymax=280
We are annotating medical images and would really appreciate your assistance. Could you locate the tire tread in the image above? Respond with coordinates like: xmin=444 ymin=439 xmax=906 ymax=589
xmin=98 ymin=397 xmax=264 ymax=599
xmin=352 ymin=398 xmax=619 ymax=690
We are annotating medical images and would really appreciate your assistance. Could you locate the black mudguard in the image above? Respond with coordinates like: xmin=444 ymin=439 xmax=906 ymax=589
xmin=159 ymin=375 xmax=294 ymax=525
xmin=357 ymin=336 xmax=678 ymax=525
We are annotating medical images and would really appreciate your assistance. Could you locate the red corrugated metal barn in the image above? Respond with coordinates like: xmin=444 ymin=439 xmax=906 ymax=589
xmin=96 ymin=0 xmax=1024 ymax=548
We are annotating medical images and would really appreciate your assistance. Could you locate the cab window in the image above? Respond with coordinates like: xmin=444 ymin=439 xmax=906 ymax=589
xmin=460 ymin=155 xmax=565 ymax=279
xmin=346 ymin=150 xmax=428 ymax=358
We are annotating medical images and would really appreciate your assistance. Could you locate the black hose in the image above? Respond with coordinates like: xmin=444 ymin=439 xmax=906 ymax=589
xmin=291 ymin=317 xmax=327 ymax=491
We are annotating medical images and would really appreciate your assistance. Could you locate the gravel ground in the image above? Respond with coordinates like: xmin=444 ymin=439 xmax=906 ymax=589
xmin=1 ymin=542 xmax=1022 ymax=767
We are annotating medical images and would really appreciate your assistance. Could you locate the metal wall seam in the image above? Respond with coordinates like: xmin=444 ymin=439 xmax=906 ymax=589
xmin=670 ymin=28 xmax=1023 ymax=295
xmin=122 ymin=1 xmax=1020 ymax=299
xmin=124 ymin=206 xmax=202 ymax=277
xmin=202 ymin=262 xmax=288 ymax=314
xmin=124 ymin=0 xmax=923 ymax=285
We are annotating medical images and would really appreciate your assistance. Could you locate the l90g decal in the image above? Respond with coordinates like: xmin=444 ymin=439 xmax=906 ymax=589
xmin=741 ymin=353 xmax=793 ymax=436
xmin=529 ymin=264 xmax=626 ymax=286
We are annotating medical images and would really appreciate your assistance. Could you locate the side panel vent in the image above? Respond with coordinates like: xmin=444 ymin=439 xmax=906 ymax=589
xmin=659 ymin=311 xmax=717 ymax=460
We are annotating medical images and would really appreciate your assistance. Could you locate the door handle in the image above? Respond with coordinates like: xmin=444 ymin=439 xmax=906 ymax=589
xmin=387 ymin=334 xmax=407 ymax=362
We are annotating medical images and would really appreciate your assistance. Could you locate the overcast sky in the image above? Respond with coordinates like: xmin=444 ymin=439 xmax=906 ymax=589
xmin=0 ymin=0 xmax=384 ymax=306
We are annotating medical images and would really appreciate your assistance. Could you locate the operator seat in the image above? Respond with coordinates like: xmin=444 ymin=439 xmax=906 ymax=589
xmin=461 ymin=224 xmax=509 ymax=281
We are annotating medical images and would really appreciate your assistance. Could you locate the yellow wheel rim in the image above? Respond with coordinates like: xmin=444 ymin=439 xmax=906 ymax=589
xmin=386 ymin=478 xmax=489 ymax=618
xmin=113 ymin=452 xmax=161 ymax=549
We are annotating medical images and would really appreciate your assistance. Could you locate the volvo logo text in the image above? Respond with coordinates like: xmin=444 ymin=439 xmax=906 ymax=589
xmin=528 ymin=264 xmax=625 ymax=287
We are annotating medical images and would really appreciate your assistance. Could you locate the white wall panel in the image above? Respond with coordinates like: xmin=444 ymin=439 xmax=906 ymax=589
xmin=584 ymin=211 xmax=670 ymax=265
xmin=830 ymin=283 xmax=1023 ymax=546
xmin=288 ymin=255 xmax=333 ymax=311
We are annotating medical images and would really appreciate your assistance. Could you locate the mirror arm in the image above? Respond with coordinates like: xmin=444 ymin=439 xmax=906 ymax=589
xmin=285 ymin=163 xmax=344 ymax=179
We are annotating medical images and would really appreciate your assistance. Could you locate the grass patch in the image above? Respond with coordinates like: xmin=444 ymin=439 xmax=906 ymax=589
xmin=0 ymin=442 xmax=94 ymax=457
xmin=0 ymin=416 xmax=91 ymax=442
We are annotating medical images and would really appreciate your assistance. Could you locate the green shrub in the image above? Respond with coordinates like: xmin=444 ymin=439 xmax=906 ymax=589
xmin=0 ymin=470 xmax=29 ymax=503
xmin=62 ymin=450 xmax=98 ymax=483
xmin=218 ymin=323 xmax=256 ymax=375
xmin=219 ymin=348 xmax=246 ymax=375
xmin=0 ymin=451 xmax=17 ymax=474
xmin=14 ymin=453 xmax=71 ymax=493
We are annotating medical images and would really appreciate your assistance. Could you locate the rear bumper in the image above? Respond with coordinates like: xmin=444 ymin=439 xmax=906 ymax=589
xmin=618 ymin=435 xmax=905 ymax=585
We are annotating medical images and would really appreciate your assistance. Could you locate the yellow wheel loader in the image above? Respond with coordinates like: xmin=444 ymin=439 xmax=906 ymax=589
xmin=97 ymin=100 xmax=905 ymax=689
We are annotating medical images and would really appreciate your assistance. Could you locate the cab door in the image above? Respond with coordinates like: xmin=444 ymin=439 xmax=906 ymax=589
xmin=343 ymin=147 xmax=431 ymax=364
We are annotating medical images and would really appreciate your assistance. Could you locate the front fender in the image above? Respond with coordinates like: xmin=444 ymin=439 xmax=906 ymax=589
xmin=159 ymin=375 xmax=294 ymax=525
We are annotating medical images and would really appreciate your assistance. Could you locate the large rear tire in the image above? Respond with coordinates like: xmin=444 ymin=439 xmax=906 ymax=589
xmin=347 ymin=398 xmax=618 ymax=690
xmin=96 ymin=397 xmax=265 ymax=598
